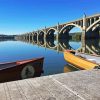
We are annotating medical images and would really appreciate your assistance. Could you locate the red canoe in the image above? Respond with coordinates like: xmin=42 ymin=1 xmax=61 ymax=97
xmin=0 ymin=57 xmax=44 ymax=83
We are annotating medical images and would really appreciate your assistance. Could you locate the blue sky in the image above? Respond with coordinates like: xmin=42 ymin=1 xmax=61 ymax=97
xmin=0 ymin=0 xmax=100 ymax=35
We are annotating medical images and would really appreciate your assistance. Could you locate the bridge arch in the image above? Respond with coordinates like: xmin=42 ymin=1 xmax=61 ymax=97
xmin=86 ymin=39 xmax=100 ymax=54
xmin=46 ymin=42 xmax=57 ymax=49
xmin=46 ymin=28 xmax=58 ymax=40
xmin=38 ymin=30 xmax=46 ymax=46
xmin=59 ymin=23 xmax=82 ymax=39
xmin=38 ymin=30 xmax=46 ymax=40
xmin=86 ymin=19 xmax=100 ymax=39
xmin=78 ymin=39 xmax=100 ymax=55
xmin=33 ymin=32 xmax=38 ymax=43
xmin=26 ymin=33 xmax=29 ymax=40
xmin=86 ymin=19 xmax=100 ymax=32
xmin=59 ymin=39 xmax=72 ymax=50
xmin=30 ymin=33 xmax=33 ymax=41
xmin=38 ymin=40 xmax=45 ymax=46
xmin=46 ymin=39 xmax=57 ymax=49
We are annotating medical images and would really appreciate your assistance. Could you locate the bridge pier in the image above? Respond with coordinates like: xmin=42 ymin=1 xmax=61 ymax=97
xmin=25 ymin=34 xmax=27 ymax=40
xmin=57 ymin=22 xmax=59 ymax=41
xmin=44 ymin=27 xmax=47 ymax=47
xmin=81 ymin=30 xmax=86 ymax=53
xmin=37 ymin=31 xmax=39 ymax=45
xmin=81 ymin=14 xmax=87 ymax=53
xmin=28 ymin=34 xmax=30 ymax=42
xmin=32 ymin=32 xmax=34 ymax=42
xmin=23 ymin=35 xmax=25 ymax=40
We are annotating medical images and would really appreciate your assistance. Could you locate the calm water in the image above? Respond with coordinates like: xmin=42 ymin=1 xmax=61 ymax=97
xmin=0 ymin=40 xmax=81 ymax=76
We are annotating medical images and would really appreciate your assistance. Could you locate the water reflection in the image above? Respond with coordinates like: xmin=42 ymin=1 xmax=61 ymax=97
xmin=0 ymin=37 xmax=100 ymax=82
xmin=78 ymin=39 xmax=100 ymax=55
xmin=21 ymin=38 xmax=81 ymax=52
xmin=64 ymin=64 xmax=79 ymax=73
xmin=46 ymin=39 xmax=57 ymax=48
xmin=59 ymin=39 xmax=72 ymax=50
xmin=86 ymin=39 xmax=100 ymax=55
xmin=19 ymin=37 xmax=100 ymax=55
xmin=17 ymin=37 xmax=100 ymax=71
xmin=0 ymin=38 xmax=16 ymax=42
xmin=38 ymin=39 xmax=44 ymax=46
xmin=0 ymin=40 xmax=67 ymax=77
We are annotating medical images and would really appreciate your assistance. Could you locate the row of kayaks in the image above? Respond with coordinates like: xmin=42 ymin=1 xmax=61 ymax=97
xmin=64 ymin=50 xmax=100 ymax=70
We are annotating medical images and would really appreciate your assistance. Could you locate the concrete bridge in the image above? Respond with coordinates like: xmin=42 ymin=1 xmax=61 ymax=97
xmin=16 ymin=13 xmax=100 ymax=41
xmin=15 ymin=13 xmax=100 ymax=55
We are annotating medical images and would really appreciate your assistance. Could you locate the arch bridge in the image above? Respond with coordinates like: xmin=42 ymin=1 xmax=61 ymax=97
xmin=16 ymin=14 xmax=100 ymax=42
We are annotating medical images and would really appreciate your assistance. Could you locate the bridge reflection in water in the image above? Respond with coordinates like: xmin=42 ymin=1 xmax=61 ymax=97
xmin=16 ymin=35 xmax=100 ymax=73
xmin=18 ymin=36 xmax=100 ymax=55
xmin=77 ymin=39 xmax=100 ymax=55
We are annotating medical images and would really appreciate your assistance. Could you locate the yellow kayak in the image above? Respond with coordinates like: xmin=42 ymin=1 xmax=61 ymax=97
xmin=64 ymin=50 xmax=99 ymax=70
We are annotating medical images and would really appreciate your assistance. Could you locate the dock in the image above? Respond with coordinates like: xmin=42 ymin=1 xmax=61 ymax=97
xmin=0 ymin=69 xmax=100 ymax=100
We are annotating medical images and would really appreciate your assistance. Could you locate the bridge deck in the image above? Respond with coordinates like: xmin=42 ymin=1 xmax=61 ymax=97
xmin=0 ymin=69 xmax=100 ymax=100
